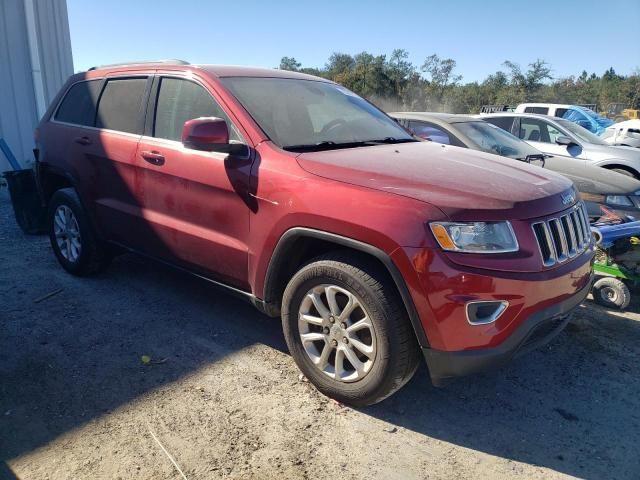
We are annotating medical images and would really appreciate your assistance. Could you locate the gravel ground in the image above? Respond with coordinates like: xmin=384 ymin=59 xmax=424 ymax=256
xmin=1 ymin=187 xmax=639 ymax=480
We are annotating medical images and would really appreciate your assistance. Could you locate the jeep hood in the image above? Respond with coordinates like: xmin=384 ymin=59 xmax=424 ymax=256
xmin=296 ymin=142 xmax=575 ymax=220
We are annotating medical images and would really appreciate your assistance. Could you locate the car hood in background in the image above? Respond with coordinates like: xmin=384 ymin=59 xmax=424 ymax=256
xmin=544 ymin=156 xmax=640 ymax=195
xmin=296 ymin=142 xmax=574 ymax=220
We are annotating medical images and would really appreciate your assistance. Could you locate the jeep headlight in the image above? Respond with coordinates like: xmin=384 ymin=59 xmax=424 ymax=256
xmin=429 ymin=221 xmax=519 ymax=253
xmin=605 ymin=195 xmax=634 ymax=207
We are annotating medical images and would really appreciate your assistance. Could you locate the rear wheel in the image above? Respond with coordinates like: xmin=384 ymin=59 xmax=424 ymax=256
xmin=281 ymin=252 xmax=420 ymax=406
xmin=592 ymin=277 xmax=630 ymax=310
xmin=48 ymin=188 xmax=111 ymax=275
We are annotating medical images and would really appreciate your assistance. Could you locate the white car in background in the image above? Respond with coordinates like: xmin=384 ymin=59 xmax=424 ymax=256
xmin=481 ymin=112 xmax=640 ymax=179
xmin=512 ymin=103 xmax=614 ymax=135
xmin=601 ymin=120 xmax=640 ymax=148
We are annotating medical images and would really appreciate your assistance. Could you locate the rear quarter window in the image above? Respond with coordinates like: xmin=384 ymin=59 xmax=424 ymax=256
xmin=54 ymin=80 xmax=103 ymax=126
xmin=96 ymin=78 xmax=148 ymax=134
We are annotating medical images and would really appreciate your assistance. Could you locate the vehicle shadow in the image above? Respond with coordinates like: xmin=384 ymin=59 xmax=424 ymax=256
xmin=0 ymin=461 xmax=18 ymax=480
xmin=2 ymin=204 xmax=639 ymax=479
xmin=361 ymin=302 xmax=640 ymax=479
xmin=0 ymin=218 xmax=286 ymax=468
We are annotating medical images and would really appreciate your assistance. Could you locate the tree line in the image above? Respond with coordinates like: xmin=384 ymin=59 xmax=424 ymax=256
xmin=278 ymin=50 xmax=640 ymax=114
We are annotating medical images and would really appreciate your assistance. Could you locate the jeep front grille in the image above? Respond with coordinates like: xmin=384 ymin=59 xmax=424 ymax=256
xmin=532 ymin=203 xmax=591 ymax=267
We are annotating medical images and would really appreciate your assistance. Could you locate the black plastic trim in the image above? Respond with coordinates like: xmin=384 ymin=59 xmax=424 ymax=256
xmin=263 ymin=227 xmax=430 ymax=348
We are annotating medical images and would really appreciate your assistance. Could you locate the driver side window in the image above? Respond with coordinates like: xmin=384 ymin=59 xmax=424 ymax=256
xmin=547 ymin=125 xmax=564 ymax=143
xmin=519 ymin=119 xmax=546 ymax=142
xmin=154 ymin=77 xmax=241 ymax=143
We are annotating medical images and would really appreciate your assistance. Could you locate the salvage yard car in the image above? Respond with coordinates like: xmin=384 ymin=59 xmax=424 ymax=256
xmin=601 ymin=119 xmax=640 ymax=149
xmin=482 ymin=112 xmax=640 ymax=179
xmin=35 ymin=61 xmax=595 ymax=406
xmin=513 ymin=103 xmax=614 ymax=135
xmin=391 ymin=112 xmax=640 ymax=220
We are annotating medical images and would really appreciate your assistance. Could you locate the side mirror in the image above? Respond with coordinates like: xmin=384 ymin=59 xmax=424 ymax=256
xmin=555 ymin=135 xmax=576 ymax=147
xmin=182 ymin=117 xmax=247 ymax=156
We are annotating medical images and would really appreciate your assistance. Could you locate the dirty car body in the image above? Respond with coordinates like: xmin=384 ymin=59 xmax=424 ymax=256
xmin=35 ymin=63 xmax=595 ymax=404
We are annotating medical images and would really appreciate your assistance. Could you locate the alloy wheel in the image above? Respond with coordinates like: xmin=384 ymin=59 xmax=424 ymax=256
xmin=53 ymin=205 xmax=82 ymax=262
xmin=298 ymin=284 xmax=377 ymax=382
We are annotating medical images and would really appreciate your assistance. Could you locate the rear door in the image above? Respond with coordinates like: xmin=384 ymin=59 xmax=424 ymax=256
xmin=89 ymin=76 xmax=152 ymax=246
xmin=134 ymin=75 xmax=252 ymax=289
xmin=47 ymin=76 xmax=151 ymax=245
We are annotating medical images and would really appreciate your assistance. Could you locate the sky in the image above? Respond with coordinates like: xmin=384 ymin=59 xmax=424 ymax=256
xmin=67 ymin=0 xmax=640 ymax=82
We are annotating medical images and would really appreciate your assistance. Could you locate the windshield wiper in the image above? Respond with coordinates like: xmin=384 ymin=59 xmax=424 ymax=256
xmin=363 ymin=137 xmax=418 ymax=145
xmin=516 ymin=154 xmax=546 ymax=167
xmin=283 ymin=141 xmax=368 ymax=152
xmin=283 ymin=137 xmax=416 ymax=152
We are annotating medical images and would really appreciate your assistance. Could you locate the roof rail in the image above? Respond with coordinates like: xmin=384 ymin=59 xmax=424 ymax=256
xmin=88 ymin=59 xmax=190 ymax=71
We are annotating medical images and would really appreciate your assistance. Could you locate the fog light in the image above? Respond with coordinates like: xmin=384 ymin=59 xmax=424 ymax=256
xmin=466 ymin=301 xmax=509 ymax=325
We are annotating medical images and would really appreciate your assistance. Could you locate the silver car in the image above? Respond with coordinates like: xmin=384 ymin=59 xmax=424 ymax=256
xmin=481 ymin=112 xmax=640 ymax=179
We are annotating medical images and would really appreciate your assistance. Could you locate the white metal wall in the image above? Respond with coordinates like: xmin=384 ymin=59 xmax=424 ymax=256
xmin=0 ymin=0 xmax=73 ymax=171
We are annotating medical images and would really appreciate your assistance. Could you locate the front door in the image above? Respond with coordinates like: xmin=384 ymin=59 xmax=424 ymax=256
xmin=518 ymin=117 xmax=587 ymax=166
xmin=134 ymin=76 xmax=252 ymax=289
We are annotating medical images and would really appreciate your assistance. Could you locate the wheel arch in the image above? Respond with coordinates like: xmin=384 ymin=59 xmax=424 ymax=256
xmin=37 ymin=164 xmax=77 ymax=206
xmin=597 ymin=161 xmax=640 ymax=179
xmin=262 ymin=227 xmax=430 ymax=348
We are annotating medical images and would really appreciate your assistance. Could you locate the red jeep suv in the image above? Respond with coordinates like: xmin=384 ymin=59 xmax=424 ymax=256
xmin=35 ymin=61 xmax=594 ymax=406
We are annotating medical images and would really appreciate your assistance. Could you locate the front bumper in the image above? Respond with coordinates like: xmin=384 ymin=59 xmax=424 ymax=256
xmin=423 ymin=278 xmax=592 ymax=386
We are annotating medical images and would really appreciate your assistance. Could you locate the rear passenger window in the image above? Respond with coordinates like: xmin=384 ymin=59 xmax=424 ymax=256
xmin=96 ymin=78 xmax=148 ymax=134
xmin=524 ymin=107 xmax=549 ymax=115
xmin=154 ymin=77 xmax=240 ymax=143
xmin=483 ymin=116 xmax=514 ymax=132
xmin=55 ymin=80 xmax=102 ymax=126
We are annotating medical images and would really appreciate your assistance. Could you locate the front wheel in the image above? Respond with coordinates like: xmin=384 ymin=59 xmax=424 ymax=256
xmin=592 ymin=277 xmax=630 ymax=310
xmin=281 ymin=252 xmax=420 ymax=406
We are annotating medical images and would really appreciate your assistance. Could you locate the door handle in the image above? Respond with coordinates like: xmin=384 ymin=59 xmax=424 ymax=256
xmin=141 ymin=150 xmax=165 ymax=166
xmin=74 ymin=136 xmax=91 ymax=146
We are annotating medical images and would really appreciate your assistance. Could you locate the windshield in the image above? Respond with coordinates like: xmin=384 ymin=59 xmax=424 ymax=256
xmin=456 ymin=121 xmax=542 ymax=160
xmin=220 ymin=77 xmax=415 ymax=150
xmin=557 ymin=119 xmax=609 ymax=145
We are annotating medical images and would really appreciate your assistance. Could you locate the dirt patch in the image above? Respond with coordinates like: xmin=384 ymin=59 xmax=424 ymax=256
xmin=1 ymin=189 xmax=639 ymax=479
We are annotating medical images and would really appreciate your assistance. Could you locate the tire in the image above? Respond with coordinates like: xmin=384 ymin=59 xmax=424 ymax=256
xmin=48 ymin=188 xmax=111 ymax=276
xmin=592 ymin=277 xmax=630 ymax=310
xmin=281 ymin=252 xmax=420 ymax=406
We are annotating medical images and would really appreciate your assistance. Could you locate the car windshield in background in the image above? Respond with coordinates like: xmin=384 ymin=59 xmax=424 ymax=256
xmin=557 ymin=119 xmax=609 ymax=145
xmin=220 ymin=77 xmax=416 ymax=151
xmin=456 ymin=121 xmax=542 ymax=161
